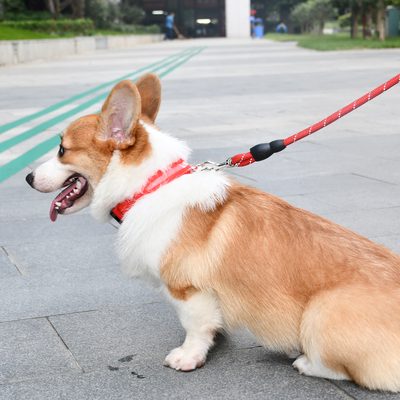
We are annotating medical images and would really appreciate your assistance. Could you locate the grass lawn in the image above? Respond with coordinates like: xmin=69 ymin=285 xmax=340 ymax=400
xmin=265 ymin=32 xmax=400 ymax=51
xmin=0 ymin=25 xmax=56 ymax=40
xmin=0 ymin=25 xmax=150 ymax=41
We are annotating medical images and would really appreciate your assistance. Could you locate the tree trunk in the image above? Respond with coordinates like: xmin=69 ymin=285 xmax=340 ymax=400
xmin=54 ymin=0 xmax=60 ymax=19
xmin=365 ymin=8 xmax=372 ymax=39
xmin=376 ymin=0 xmax=385 ymax=41
xmin=318 ymin=19 xmax=324 ymax=35
xmin=45 ymin=0 xmax=56 ymax=15
xmin=76 ymin=0 xmax=84 ymax=18
xmin=352 ymin=8 xmax=359 ymax=39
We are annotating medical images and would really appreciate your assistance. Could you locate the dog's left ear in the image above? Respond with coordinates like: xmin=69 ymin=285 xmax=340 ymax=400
xmin=98 ymin=80 xmax=141 ymax=150
xmin=136 ymin=73 xmax=161 ymax=123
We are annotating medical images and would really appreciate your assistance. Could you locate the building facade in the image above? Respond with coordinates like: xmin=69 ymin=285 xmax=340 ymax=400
xmin=141 ymin=0 xmax=251 ymax=38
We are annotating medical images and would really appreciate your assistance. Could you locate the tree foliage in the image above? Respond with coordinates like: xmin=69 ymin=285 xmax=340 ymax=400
xmin=291 ymin=0 xmax=337 ymax=34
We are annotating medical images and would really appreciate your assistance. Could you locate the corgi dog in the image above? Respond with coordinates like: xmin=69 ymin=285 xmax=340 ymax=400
xmin=26 ymin=73 xmax=400 ymax=392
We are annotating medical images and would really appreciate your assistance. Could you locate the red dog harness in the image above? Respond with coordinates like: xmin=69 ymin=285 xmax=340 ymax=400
xmin=110 ymin=159 xmax=192 ymax=223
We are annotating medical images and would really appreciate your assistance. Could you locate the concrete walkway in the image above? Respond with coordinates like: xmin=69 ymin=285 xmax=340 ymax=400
xmin=0 ymin=38 xmax=400 ymax=399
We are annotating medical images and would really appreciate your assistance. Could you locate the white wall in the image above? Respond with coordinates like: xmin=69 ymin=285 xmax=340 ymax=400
xmin=225 ymin=0 xmax=251 ymax=38
xmin=0 ymin=34 xmax=164 ymax=67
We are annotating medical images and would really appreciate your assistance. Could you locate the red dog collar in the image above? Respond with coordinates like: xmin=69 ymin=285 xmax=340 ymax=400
xmin=110 ymin=159 xmax=192 ymax=224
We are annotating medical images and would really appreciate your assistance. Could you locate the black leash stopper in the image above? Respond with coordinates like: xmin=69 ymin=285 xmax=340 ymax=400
xmin=250 ymin=140 xmax=286 ymax=162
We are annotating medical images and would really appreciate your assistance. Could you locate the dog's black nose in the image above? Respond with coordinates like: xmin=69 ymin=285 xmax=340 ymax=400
xmin=26 ymin=172 xmax=35 ymax=187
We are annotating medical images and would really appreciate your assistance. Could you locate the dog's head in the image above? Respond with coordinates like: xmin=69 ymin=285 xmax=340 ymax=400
xmin=26 ymin=73 xmax=161 ymax=221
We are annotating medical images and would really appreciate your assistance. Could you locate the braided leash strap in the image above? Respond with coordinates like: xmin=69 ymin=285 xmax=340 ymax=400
xmin=229 ymin=74 xmax=400 ymax=167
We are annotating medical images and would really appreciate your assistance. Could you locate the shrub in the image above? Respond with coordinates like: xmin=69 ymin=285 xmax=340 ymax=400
xmin=1 ymin=19 xmax=94 ymax=35
xmin=108 ymin=22 xmax=161 ymax=34
xmin=3 ymin=11 xmax=53 ymax=21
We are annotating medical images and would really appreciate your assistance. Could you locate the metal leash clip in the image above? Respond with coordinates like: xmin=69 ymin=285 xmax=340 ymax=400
xmin=193 ymin=158 xmax=233 ymax=172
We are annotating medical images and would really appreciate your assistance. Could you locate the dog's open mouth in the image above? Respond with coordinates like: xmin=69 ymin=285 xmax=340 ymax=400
xmin=50 ymin=173 xmax=88 ymax=222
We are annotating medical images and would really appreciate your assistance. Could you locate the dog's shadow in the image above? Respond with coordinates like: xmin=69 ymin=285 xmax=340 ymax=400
xmin=207 ymin=332 xmax=293 ymax=369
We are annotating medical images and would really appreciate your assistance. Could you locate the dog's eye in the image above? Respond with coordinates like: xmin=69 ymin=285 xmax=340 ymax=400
xmin=58 ymin=145 xmax=66 ymax=158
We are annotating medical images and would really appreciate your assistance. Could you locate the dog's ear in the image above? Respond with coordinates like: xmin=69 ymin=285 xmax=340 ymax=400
xmin=98 ymin=80 xmax=141 ymax=150
xmin=136 ymin=73 xmax=161 ymax=123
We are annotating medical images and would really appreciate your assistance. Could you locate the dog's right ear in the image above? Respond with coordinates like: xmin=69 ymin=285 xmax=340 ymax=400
xmin=98 ymin=80 xmax=141 ymax=150
xmin=136 ymin=73 xmax=161 ymax=123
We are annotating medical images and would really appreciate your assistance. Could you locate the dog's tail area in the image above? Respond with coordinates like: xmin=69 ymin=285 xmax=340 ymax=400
xmin=300 ymin=285 xmax=400 ymax=392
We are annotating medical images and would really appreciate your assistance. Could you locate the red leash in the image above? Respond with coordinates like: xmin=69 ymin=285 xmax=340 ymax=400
xmin=111 ymin=74 xmax=399 ymax=224
xmin=228 ymin=74 xmax=400 ymax=168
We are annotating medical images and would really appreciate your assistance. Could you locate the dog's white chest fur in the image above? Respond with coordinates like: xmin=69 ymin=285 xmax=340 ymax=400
xmin=91 ymin=124 xmax=230 ymax=286
xmin=117 ymin=172 xmax=228 ymax=285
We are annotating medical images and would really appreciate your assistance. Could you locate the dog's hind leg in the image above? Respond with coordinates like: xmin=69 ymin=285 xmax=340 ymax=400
xmin=295 ymin=286 xmax=400 ymax=391
xmin=293 ymin=354 xmax=350 ymax=380
xmin=163 ymin=290 xmax=223 ymax=371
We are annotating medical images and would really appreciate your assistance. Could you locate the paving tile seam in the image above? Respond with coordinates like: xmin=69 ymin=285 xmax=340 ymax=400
xmin=0 ymin=370 xmax=86 ymax=387
xmin=45 ymin=317 xmax=85 ymax=373
xmin=323 ymin=380 xmax=358 ymax=400
xmin=0 ymin=263 xmax=122 ymax=278
xmin=0 ymin=246 xmax=23 ymax=276
xmin=280 ymin=195 xmax=348 ymax=212
xmin=350 ymin=172 xmax=399 ymax=187
xmin=226 ymin=171 xmax=257 ymax=182
xmin=0 ymin=300 xmax=167 ymax=324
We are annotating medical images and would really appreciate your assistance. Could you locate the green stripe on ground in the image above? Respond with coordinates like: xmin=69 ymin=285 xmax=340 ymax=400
xmin=0 ymin=47 xmax=196 ymax=135
xmin=0 ymin=46 xmax=206 ymax=184
xmin=0 ymin=47 xmax=202 ymax=154
xmin=0 ymin=136 xmax=59 ymax=180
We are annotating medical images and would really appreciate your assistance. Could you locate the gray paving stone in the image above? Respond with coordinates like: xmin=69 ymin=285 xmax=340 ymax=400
xmin=150 ymin=347 xmax=352 ymax=400
xmin=305 ymin=180 xmax=400 ymax=211
xmin=0 ymin=365 xmax=188 ymax=400
xmin=0 ymin=247 xmax=19 ymax=278
xmin=0 ymin=214 xmax=115 ymax=246
xmin=0 ymin=267 xmax=163 ymax=322
xmin=321 ymin=207 xmax=400 ymax=239
xmin=1 ymin=38 xmax=400 ymax=400
xmin=49 ymin=304 xmax=261 ymax=373
xmin=279 ymin=194 xmax=345 ymax=214
xmin=374 ymin=234 xmax=400 ymax=254
xmin=0 ymin=168 xmax=32 ymax=188
xmin=4 ymin=235 xmax=117 ymax=275
xmin=49 ymin=303 xmax=185 ymax=372
xmin=334 ymin=380 xmax=400 ymax=400
xmin=0 ymin=198 xmax=65 ymax=222
xmin=0 ymin=318 xmax=81 ymax=384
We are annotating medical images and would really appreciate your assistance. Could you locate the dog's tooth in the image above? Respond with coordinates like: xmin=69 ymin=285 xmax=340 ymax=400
xmin=73 ymin=188 xmax=78 ymax=193
xmin=66 ymin=195 xmax=70 ymax=198
xmin=55 ymin=206 xmax=59 ymax=210
xmin=55 ymin=202 xmax=61 ymax=206
xmin=76 ymin=181 xmax=82 ymax=189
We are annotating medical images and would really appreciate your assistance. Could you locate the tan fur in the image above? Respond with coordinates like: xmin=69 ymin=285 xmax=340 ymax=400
xmin=59 ymin=79 xmax=155 ymax=182
xmin=161 ymin=182 xmax=400 ymax=391
xmin=136 ymin=73 xmax=162 ymax=123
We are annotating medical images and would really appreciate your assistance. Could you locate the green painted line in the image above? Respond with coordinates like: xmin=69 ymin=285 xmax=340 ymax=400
xmin=0 ymin=47 xmax=196 ymax=135
xmin=0 ymin=46 xmax=207 ymax=184
xmin=0 ymin=136 xmax=59 ymax=181
xmin=158 ymin=46 xmax=206 ymax=78
xmin=0 ymin=47 xmax=202 ymax=154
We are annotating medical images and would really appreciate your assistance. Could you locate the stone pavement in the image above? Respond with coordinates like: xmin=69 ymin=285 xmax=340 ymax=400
xmin=0 ymin=38 xmax=400 ymax=399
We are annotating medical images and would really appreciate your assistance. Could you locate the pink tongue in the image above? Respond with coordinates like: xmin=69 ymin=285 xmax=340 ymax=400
xmin=49 ymin=181 xmax=76 ymax=222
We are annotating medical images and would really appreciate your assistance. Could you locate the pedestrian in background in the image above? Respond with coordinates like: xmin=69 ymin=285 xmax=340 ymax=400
xmin=165 ymin=12 xmax=175 ymax=40
xmin=276 ymin=22 xmax=287 ymax=33
xmin=249 ymin=9 xmax=257 ymax=38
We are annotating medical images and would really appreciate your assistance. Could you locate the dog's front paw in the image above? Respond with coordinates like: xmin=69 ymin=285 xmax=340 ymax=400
xmin=163 ymin=347 xmax=206 ymax=372
xmin=293 ymin=355 xmax=313 ymax=376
